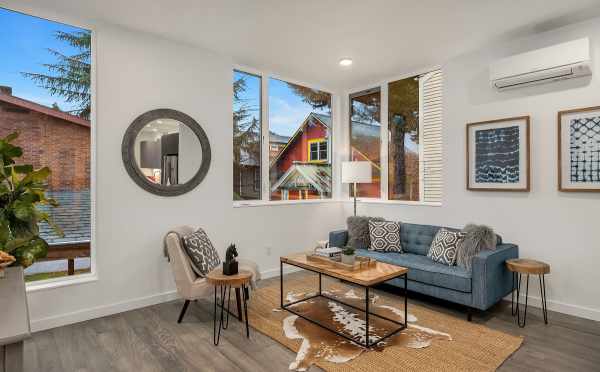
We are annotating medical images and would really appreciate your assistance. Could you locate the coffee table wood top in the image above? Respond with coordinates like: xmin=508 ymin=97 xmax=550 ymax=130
xmin=207 ymin=269 xmax=252 ymax=288
xmin=281 ymin=253 xmax=408 ymax=287
xmin=506 ymin=258 xmax=550 ymax=275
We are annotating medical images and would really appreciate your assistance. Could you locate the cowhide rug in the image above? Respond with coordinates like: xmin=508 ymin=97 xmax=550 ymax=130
xmin=277 ymin=288 xmax=452 ymax=371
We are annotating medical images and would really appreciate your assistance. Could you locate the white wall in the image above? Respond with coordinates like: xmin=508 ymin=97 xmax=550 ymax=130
xmin=16 ymin=14 xmax=344 ymax=331
xmin=342 ymin=17 xmax=600 ymax=321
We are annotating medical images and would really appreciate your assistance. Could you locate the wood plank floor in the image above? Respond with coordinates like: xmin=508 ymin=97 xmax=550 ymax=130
xmin=24 ymin=272 xmax=600 ymax=372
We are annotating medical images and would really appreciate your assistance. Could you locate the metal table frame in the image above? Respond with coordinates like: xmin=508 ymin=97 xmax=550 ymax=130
xmin=280 ymin=260 xmax=407 ymax=348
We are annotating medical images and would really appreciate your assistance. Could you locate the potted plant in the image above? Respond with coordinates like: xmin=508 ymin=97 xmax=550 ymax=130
xmin=341 ymin=245 xmax=356 ymax=265
xmin=0 ymin=132 xmax=62 ymax=278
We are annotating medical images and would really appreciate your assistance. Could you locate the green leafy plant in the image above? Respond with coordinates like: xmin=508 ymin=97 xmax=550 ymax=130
xmin=0 ymin=132 xmax=63 ymax=268
xmin=342 ymin=245 xmax=355 ymax=256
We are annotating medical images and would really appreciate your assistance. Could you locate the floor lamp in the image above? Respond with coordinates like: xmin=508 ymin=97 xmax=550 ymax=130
xmin=342 ymin=161 xmax=372 ymax=216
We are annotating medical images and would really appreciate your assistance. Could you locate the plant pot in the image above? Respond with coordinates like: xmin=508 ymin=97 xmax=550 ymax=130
xmin=341 ymin=254 xmax=355 ymax=265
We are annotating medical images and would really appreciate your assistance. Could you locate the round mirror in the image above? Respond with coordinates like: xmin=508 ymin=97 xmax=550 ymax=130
xmin=122 ymin=109 xmax=211 ymax=196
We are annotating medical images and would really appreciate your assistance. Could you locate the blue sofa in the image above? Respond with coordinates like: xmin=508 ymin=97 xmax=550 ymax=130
xmin=329 ymin=222 xmax=518 ymax=319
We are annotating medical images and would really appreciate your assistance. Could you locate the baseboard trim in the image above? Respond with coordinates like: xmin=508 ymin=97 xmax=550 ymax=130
xmin=504 ymin=293 xmax=600 ymax=322
xmin=30 ymin=266 xmax=301 ymax=332
xmin=30 ymin=290 xmax=180 ymax=332
xmin=260 ymin=265 xmax=302 ymax=279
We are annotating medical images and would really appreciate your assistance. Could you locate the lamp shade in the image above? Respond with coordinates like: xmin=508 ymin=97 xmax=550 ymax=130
xmin=341 ymin=161 xmax=372 ymax=184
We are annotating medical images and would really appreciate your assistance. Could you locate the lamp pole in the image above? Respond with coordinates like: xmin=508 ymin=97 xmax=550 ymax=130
xmin=353 ymin=182 xmax=357 ymax=216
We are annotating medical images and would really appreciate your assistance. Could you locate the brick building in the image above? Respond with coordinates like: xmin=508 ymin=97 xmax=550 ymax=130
xmin=0 ymin=86 xmax=90 ymax=191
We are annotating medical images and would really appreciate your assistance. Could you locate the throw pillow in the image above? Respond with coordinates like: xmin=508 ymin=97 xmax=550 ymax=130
xmin=182 ymin=228 xmax=221 ymax=277
xmin=456 ymin=224 xmax=497 ymax=271
xmin=427 ymin=228 xmax=466 ymax=266
xmin=369 ymin=220 xmax=402 ymax=252
xmin=347 ymin=216 xmax=385 ymax=250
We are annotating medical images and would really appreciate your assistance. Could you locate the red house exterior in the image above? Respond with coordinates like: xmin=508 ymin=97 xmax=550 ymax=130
xmin=270 ymin=113 xmax=331 ymax=200
xmin=0 ymin=87 xmax=90 ymax=191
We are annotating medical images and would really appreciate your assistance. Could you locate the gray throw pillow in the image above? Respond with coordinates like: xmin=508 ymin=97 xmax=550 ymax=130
xmin=347 ymin=216 xmax=385 ymax=250
xmin=182 ymin=228 xmax=221 ymax=277
xmin=456 ymin=224 xmax=497 ymax=271
xmin=369 ymin=220 xmax=402 ymax=252
xmin=427 ymin=228 xmax=466 ymax=266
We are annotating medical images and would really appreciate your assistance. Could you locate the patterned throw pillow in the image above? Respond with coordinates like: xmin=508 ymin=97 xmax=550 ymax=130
xmin=368 ymin=220 xmax=402 ymax=252
xmin=182 ymin=228 xmax=221 ymax=277
xmin=428 ymin=229 xmax=466 ymax=266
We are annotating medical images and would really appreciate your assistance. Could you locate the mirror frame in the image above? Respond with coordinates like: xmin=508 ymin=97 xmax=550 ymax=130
xmin=121 ymin=108 xmax=211 ymax=196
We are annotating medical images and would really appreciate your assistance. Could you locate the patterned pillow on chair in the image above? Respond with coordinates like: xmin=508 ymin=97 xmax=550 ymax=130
xmin=428 ymin=228 xmax=466 ymax=266
xmin=182 ymin=228 xmax=221 ymax=277
xmin=368 ymin=220 xmax=402 ymax=252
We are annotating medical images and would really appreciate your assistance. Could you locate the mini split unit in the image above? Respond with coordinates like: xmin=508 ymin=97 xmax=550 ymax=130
xmin=490 ymin=37 xmax=592 ymax=90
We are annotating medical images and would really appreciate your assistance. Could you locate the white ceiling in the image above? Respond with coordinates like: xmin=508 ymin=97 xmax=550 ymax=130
xmin=11 ymin=0 xmax=600 ymax=90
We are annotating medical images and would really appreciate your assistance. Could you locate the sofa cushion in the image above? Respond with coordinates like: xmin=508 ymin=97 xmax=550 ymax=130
xmin=369 ymin=220 xmax=402 ymax=252
xmin=182 ymin=228 xmax=221 ymax=277
xmin=427 ymin=228 xmax=466 ymax=266
xmin=401 ymin=223 xmax=448 ymax=255
xmin=356 ymin=250 xmax=472 ymax=293
xmin=347 ymin=216 xmax=385 ymax=250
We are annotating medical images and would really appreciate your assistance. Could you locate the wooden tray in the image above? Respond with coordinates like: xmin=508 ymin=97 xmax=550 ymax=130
xmin=307 ymin=254 xmax=376 ymax=271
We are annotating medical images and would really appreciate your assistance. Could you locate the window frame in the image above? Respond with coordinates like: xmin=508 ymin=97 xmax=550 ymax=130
xmin=308 ymin=138 xmax=327 ymax=163
xmin=3 ymin=6 xmax=100 ymax=291
xmin=346 ymin=66 xmax=442 ymax=206
xmin=233 ymin=66 xmax=336 ymax=207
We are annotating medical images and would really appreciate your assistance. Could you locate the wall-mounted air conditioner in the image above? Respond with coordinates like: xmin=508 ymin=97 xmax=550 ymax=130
xmin=490 ymin=38 xmax=592 ymax=90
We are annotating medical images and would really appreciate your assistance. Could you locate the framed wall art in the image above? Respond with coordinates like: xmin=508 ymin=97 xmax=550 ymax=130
xmin=466 ymin=116 xmax=530 ymax=191
xmin=558 ymin=106 xmax=600 ymax=192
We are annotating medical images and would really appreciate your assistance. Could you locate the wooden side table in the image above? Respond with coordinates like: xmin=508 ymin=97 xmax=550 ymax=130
xmin=206 ymin=269 xmax=252 ymax=345
xmin=506 ymin=258 xmax=550 ymax=328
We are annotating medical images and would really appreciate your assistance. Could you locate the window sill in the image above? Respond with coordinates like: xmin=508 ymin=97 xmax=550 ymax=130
xmin=343 ymin=198 xmax=442 ymax=207
xmin=233 ymin=199 xmax=338 ymax=208
xmin=26 ymin=273 xmax=98 ymax=293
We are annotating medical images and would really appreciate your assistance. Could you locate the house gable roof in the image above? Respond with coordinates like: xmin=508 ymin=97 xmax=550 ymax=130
xmin=0 ymin=92 xmax=90 ymax=128
xmin=270 ymin=163 xmax=331 ymax=194
xmin=270 ymin=112 xmax=330 ymax=167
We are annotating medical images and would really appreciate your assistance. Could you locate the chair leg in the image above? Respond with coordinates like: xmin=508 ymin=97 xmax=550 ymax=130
xmin=178 ymin=300 xmax=190 ymax=323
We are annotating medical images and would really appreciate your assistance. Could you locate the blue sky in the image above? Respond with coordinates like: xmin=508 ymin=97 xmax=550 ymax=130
xmin=234 ymin=71 xmax=331 ymax=137
xmin=0 ymin=7 xmax=88 ymax=111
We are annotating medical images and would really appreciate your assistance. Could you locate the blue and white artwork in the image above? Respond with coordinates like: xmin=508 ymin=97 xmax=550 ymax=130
xmin=474 ymin=126 xmax=520 ymax=184
xmin=570 ymin=116 xmax=600 ymax=183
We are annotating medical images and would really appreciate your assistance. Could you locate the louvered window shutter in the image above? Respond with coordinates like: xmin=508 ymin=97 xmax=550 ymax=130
xmin=420 ymin=70 xmax=443 ymax=204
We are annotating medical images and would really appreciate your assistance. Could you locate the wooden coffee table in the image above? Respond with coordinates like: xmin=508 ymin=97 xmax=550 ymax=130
xmin=207 ymin=269 xmax=252 ymax=345
xmin=506 ymin=258 xmax=550 ymax=327
xmin=280 ymin=253 xmax=409 ymax=348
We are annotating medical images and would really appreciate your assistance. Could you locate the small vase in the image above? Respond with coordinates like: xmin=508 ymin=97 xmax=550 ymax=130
xmin=341 ymin=254 xmax=355 ymax=265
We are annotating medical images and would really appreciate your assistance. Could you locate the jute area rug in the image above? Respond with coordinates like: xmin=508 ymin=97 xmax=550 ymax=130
xmin=247 ymin=274 xmax=522 ymax=371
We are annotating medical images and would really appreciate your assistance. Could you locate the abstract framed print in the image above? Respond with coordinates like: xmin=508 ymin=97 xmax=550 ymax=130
xmin=466 ymin=116 xmax=530 ymax=191
xmin=558 ymin=106 xmax=600 ymax=192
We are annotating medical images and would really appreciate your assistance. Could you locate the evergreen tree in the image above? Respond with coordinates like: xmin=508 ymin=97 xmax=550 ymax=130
xmin=22 ymin=30 xmax=91 ymax=120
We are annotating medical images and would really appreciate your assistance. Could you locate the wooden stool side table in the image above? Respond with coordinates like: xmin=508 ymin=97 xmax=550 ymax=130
xmin=207 ymin=269 xmax=252 ymax=345
xmin=506 ymin=258 xmax=550 ymax=328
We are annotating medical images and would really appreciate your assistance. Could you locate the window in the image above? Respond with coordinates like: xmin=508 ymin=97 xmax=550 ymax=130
xmin=349 ymin=88 xmax=381 ymax=198
xmin=349 ymin=70 xmax=443 ymax=203
xmin=0 ymin=8 xmax=92 ymax=282
xmin=268 ymin=78 xmax=332 ymax=200
xmin=308 ymin=139 xmax=327 ymax=162
xmin=388 ymin=76 xmax=420 ymax=200
xmin=233 ymin=70 xmax=261 ymax=200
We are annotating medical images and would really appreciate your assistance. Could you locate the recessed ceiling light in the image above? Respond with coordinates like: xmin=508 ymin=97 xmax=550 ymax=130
xmin=339 ymin=58 xmax=353 ymax=67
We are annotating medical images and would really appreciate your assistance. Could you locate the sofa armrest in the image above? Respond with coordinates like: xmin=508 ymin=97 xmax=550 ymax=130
xmin=329 ymin=230 xmax=348 ymax=248
xmin=471 ymin=244 xmax=518 ymax=310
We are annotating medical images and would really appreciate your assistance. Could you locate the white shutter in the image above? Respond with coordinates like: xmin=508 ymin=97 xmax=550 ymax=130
xmin=420 ymin=70 xmax=443 ymax=204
